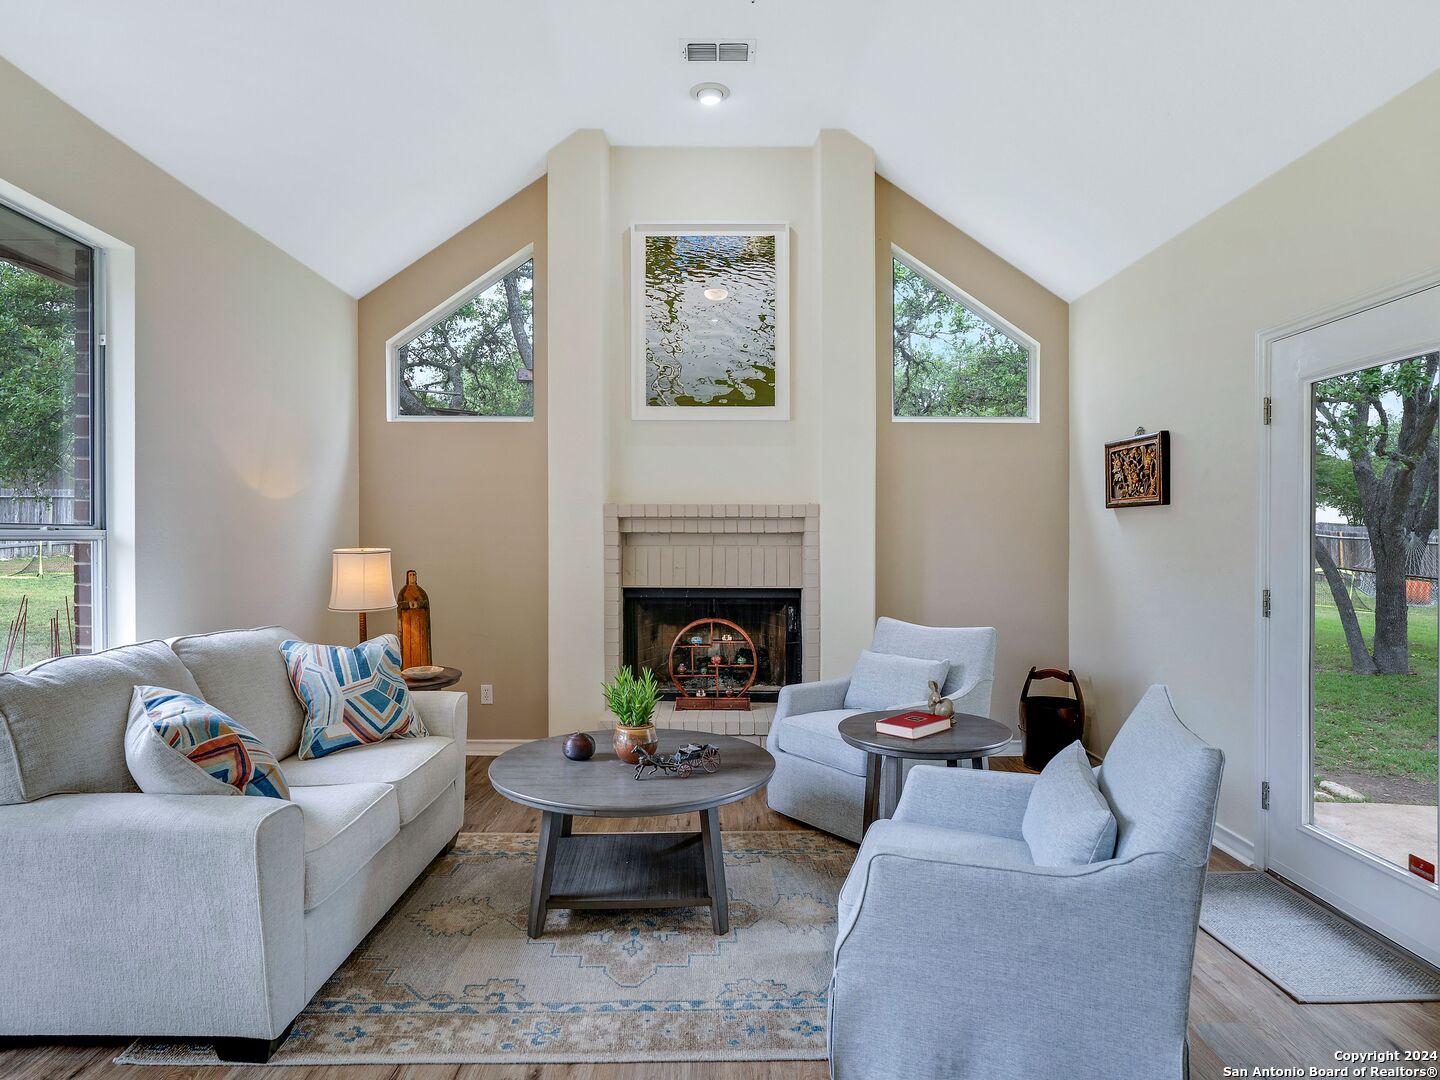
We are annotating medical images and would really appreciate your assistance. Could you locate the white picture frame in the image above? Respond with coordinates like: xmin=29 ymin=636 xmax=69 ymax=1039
xmin=630 ymin=223 xmax=790 ymax=421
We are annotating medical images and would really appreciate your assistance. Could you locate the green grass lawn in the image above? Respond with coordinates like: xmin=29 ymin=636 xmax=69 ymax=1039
xmin=1313 ymin=576 xmax=1438 ymax=785
xmin=0 ymin=554 xmax=80 ymax=670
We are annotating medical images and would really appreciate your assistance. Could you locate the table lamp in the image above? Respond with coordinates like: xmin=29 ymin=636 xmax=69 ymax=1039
xmin=329 ymin=547 xmax=396 ymax=643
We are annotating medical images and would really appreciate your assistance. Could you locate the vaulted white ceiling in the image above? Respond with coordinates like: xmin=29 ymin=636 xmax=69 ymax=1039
xmin=3 ymin=1 xmax=1438 ymax=299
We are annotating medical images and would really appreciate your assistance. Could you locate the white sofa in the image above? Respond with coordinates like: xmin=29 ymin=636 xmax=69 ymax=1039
xmin=0 ymin=626 xmax=466 ymax=1062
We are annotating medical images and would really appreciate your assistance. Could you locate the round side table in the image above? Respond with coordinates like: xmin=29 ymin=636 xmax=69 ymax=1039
xmin=403 ymin=666 xmax=462 ymax=691
xmin=838 ymin=711 xmax=1013 ymax=830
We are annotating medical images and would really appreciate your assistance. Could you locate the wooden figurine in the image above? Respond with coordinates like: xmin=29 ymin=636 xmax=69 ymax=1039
xmin=396 ymin=569 xmax=432 ymax=669
xmin=927 ymin=679 xmax=955 ymax=720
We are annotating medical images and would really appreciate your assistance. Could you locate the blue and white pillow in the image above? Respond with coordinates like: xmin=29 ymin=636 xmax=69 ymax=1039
xmin=279 ymin=634 xmax=427 ymax=759
xmin=125 ymin=685 xmax=290 ymax=799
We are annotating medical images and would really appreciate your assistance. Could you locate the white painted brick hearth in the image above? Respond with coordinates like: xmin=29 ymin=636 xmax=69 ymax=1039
xmin=603 ymin=503 xmax=820 ymax=736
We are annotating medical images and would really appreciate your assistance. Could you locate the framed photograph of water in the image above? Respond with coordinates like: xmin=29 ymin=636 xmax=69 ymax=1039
xmin=631 ymin=224 xmax=789 ymax=420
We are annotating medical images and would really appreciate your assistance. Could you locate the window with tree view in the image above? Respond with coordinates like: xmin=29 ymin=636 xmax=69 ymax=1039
xmin=0 ymin=201 xmax=102 ymax=669
xmin=394 ymin=252 xmax=534 ymax=418
xmin=892 ymin=253 xmax=1035 ymax=420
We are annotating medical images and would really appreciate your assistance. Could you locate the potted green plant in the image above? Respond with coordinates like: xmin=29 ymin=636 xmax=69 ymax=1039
xmin=603 ymin=666 xmax=661 ymax=764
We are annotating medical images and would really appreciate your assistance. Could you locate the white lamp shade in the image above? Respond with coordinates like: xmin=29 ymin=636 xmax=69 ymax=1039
xmin=328 ymin=548 xmax=397 ymax=613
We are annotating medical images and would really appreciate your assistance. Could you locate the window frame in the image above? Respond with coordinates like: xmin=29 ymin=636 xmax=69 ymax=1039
xmin=0 ymin=193 xmax=107 ymax=652
xmin=890 ymin=244 xmax=1040 ymax=424
xmin=385 ymin=244 xmax=536 ymax=423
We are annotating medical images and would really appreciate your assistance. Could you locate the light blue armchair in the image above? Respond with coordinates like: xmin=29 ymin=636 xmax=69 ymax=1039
xmin=829 ymin=685 xmax=1224 ymax=1080
xmin=766 ymin=618 xmax=998 ymax=842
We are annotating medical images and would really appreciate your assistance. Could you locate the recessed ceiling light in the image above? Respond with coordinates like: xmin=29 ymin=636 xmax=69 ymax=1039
xmin=690 ymin=82 xmax=730 ymax=107
xmin=703 ymin=286 xmax=729 ymax=300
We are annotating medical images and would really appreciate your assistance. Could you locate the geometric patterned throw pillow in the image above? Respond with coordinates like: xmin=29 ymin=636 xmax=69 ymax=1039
xmin=124 ymin=685 xmax=291 ymax=799
xmin=279 ymin=634 xmax=427 ymax=760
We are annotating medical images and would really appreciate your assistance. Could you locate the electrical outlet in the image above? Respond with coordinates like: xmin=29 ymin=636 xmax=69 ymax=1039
xmin=480 ymin=684 xmax=494 ymax=705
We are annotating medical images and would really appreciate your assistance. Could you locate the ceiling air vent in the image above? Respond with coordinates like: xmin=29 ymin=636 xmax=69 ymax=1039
xmin=682 ymin=40 xmax=755 ymax=62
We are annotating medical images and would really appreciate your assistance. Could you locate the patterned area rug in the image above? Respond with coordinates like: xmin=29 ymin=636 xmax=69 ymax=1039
xmin=1200 ymin=871 xmax=1440 ymax=1002
xmin=118 ymin=830 xmax=853 ymax=1066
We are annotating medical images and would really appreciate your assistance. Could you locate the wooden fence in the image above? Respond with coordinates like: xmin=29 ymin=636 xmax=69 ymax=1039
xmin=1316 ymin=523 xmax=1439 ymax=604
xmin=0 ymin=489 xmax=77 ymax=560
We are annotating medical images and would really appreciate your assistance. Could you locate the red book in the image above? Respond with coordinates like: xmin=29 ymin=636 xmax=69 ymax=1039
xmin=875 ymin=711 xmax=953 ymax=740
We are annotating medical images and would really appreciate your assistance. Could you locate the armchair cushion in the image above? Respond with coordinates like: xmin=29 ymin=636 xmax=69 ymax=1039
xmin=870 ymin=618 xmax=995 ymax=699
xmin=774 ymin=708 xmax=868 ymax=776
xmin=843 ymin=650 xmax=949 ymax=711
xmin=893 ymin=762 xmax=1037 ymax=837
xmin=1022 ymin=740 xmax=1117 ymax=866
xmin=282 ymin=735 xmax=459 ymax=824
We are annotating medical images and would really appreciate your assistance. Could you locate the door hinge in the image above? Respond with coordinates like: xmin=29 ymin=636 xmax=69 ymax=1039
xmin=1261 ymin=780 xmax=1271 ymax=810
xmin=1262 ymin=588 xmax=1271 ymax=617
xmin=1262 ymin=396 xmax=1273 ymax=425
xmin=98 ymin=333 xmax=107 ymax=347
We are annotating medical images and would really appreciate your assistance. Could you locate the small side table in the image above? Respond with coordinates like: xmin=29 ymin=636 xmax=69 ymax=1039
xmin=403 ymin=666 xmax=462 ymax=691
xmin=838 ymin=711 xmax=1014 ymax=831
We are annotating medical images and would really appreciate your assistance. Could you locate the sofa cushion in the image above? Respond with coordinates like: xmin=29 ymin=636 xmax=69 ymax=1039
xmin=125 ymin=685 xmax=290 ymax=799
xmin=776 ymin=709 xmax=869 ymax=776
xmin=171 ymin=626 xmax=306 ymax=761
xmin=1022 ymin=740 xmax=1117 ymax=866
xmin=282 ymin=735 xmax=458 ymax=824
xmin=0 ymin=640 xmax=203 ymax=805
xmin=280 ymin=635 xmax=427 ymax=759
xmin=289 ymin=782 xmax=399 ymax=910
xmin=843 ymin=649 xmax=949 ymax=712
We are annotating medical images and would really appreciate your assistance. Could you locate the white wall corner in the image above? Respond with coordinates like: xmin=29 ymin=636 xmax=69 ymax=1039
xmin=814 ymin=130 xmax=877 ymax=675
xmin=546 ymin=130 xmax=612 ymax=735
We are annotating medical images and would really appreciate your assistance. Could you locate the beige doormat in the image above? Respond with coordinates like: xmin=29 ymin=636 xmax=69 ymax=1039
xmin=117 ymin=831 xmax=853 ymax=1066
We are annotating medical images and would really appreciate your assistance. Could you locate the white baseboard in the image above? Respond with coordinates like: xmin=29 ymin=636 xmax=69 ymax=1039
xmin=1212 ymin=822 xmax=1256 ymax=867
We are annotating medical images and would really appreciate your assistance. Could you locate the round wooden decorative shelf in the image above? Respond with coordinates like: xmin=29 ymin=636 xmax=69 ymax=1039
xmin=667 ymin=617 xmax=756 ymax=711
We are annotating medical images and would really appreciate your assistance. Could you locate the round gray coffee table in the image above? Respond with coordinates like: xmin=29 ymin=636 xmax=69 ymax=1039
xmin=489 ymin=729 xmax=775 ymax=938
xmin=838 ymin=711 xmax=1014 ymax=831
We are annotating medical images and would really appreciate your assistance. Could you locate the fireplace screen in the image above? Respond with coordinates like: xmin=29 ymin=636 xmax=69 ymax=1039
xmin=622 ymin=588 xmax=802 ymax=701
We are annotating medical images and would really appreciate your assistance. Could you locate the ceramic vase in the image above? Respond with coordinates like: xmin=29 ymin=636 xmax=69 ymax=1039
xmin=612 ymin=722 xmax=658 ymax=764
xmin=396 ymin=569 xmax=431 ymax=669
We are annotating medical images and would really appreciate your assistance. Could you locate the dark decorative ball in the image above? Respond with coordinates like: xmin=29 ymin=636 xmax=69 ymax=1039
xmin=563 ymin=732 xmax=596 ymax=761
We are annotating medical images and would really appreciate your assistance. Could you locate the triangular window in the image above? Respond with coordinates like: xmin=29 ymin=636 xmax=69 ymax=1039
xmin=892 ymin=250 xmax=1036 ymax=420
xmin=390 ymin=248 xmax=534 ymax=419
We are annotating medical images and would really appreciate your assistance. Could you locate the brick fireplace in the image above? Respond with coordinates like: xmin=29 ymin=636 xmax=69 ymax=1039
xmin=603 ymin=503 xmax=820 ymax=736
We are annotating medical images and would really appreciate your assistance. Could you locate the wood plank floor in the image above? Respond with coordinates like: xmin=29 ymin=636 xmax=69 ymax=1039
xmin=4 ymin=756 xmax=1436 ymax=1079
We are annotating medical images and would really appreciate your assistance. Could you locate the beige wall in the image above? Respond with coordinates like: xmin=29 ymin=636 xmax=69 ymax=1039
xmin=875 ymin=178 xmax=1070 ymax=733
xmin=601 ymin=140 xmax=877 ymax=681
xmin=542 ymin=138 xmax=879 ymax=732
xmin=0 ymin=58 xmax=357 ymax=645
xmin=358 ymin=180 xmax=548 ymax=741
xmin=1068 ymin=71 xmax=1440 ymax=854
xmin=605 ymin=146 xmax=819 ymax=505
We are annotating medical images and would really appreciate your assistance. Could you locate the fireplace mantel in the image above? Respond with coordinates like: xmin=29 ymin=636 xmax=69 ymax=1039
xmin=603 ymin=504 xmax=820 ymax=692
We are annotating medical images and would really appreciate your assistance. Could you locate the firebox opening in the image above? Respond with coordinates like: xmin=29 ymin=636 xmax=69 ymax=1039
xmin=622 ymin=587 xmax=802 ymax=702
